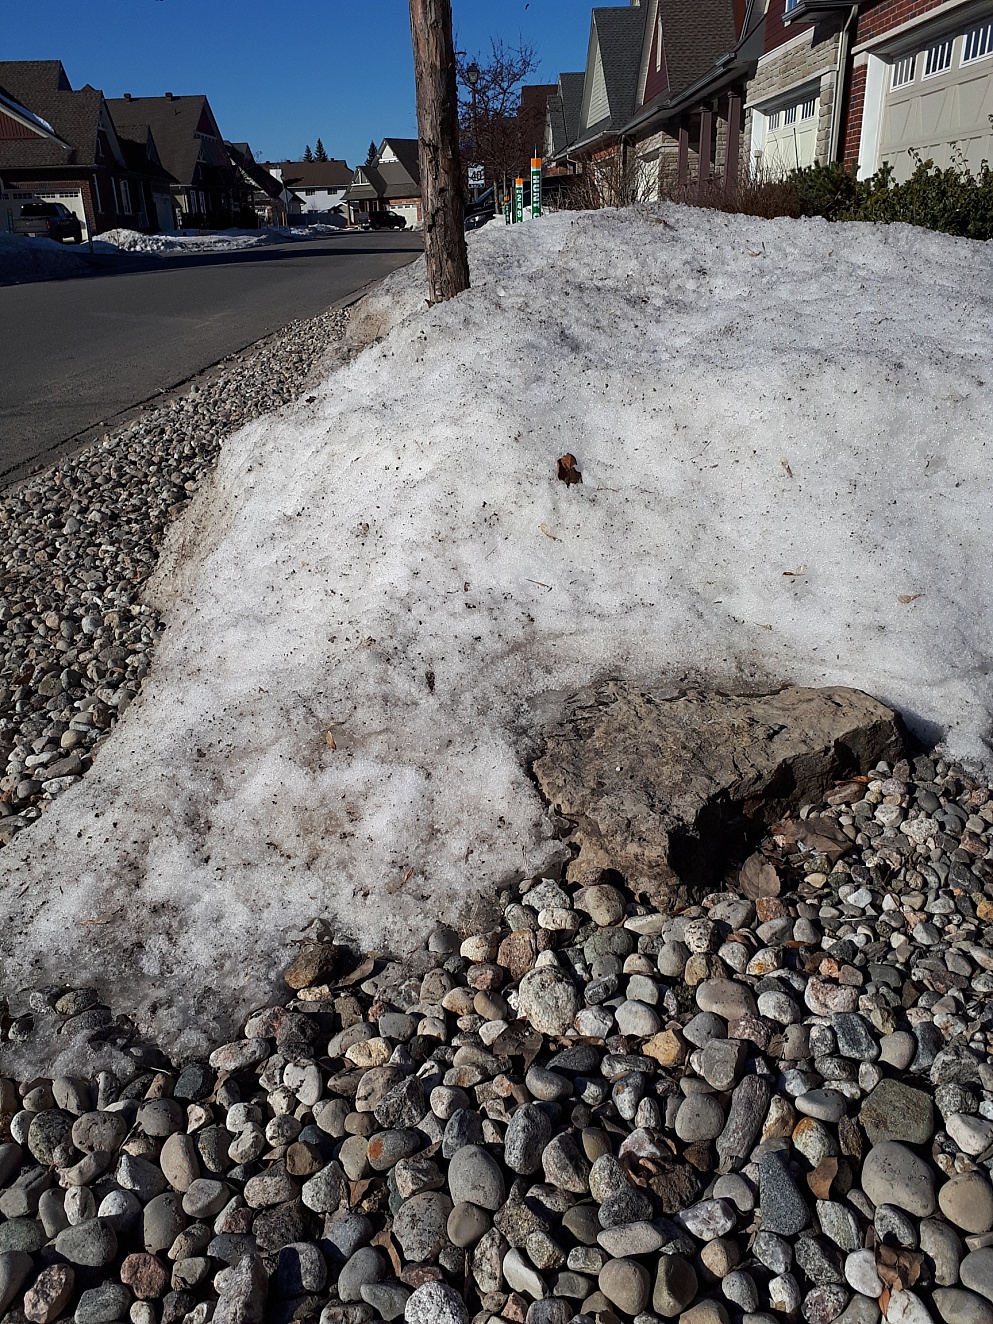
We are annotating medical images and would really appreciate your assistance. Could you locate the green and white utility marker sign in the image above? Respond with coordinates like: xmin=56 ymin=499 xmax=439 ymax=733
xmin=531 ymin=157 xmax=542 ymax=217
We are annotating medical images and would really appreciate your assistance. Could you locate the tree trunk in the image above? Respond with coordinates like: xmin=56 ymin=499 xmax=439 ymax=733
xmin=408 ymin=0 xmax=469 ymax=301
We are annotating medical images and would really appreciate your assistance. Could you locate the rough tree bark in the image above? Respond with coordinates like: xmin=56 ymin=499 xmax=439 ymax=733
xmin=409 ymin=0 xmax=469 ymax=301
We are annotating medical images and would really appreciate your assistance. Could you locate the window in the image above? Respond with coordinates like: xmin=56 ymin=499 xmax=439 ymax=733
xmin=962 ymin=21 xmax=993 ymax=63
xmin=768 ymin=110 xmax=781 ymax=129
xmin=784 ymin=104 xmax=797 ymax=124
xmin=891 ymin=55 xmax=916 ymax=87
xmin=923 ymin=38 xmax=954 ymax=76
xmin=119 ymin=179 xmax=132 ymax=214
xmin=304 ymin=188 xmax=316 ymax=195
xmin=801 ymin=97 xmax=817 ymax=118
xmin=785 ymin=0 xmax=800 ymax=13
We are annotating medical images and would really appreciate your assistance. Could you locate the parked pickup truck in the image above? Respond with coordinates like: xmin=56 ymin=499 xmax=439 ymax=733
xmin=14 ymin=202 xmax=83 ymax=244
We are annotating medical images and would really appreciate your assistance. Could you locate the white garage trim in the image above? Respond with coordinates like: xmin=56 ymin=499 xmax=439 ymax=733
xmin=857 ymin=4 xmax=993 ymax=180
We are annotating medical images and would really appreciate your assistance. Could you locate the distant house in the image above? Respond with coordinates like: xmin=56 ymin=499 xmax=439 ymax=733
xmin=0 ymin=60 xmax=162 ymax=235
xmin=227 ymin=143 xmax=289 ymax=227
xmin=107 ymin=92 xmax=245 ymax=229
xmin=343 ymin=139 xmax=422 ymax=227
xmin=262 ymin=158 xmax=352 ymax=219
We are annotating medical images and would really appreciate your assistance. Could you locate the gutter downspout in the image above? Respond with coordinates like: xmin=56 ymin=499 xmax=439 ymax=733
xmin=828 ymin=6 xmax=858 ymax=163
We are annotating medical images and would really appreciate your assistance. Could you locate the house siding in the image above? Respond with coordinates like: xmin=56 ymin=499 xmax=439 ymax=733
xmin=0 ymin=111 xmax=38 ymax=140
xmin=765 ymin=0 xmax=813 ymax=53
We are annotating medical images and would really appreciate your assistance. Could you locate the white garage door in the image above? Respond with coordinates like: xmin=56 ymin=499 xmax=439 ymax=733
xmin=763 ymin=93 xmax=820 ymax=175
xmin=389 ymin=201 xmax=419 ymax=228
xmin=879 ymin=19 xmax=993 ymax=180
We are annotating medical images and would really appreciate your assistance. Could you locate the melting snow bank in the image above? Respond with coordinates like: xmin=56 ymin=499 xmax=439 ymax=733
xmin=92 ymin=226 xmax=290 ymax=254
xmin=0 ymin=233 xmax=89 ymax=284
xmin=1 ymin=203 xmax=991 ymax=1057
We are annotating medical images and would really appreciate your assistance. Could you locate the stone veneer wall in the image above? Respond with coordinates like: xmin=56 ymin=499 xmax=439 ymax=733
xmin=746 ymin=28 xmax=844 ymax=170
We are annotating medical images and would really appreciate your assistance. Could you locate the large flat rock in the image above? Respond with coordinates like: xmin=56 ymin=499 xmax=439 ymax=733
xmin=532 ymin=683 xmax=904 ymax=905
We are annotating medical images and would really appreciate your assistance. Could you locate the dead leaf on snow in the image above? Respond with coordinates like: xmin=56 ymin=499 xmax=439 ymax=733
xmin=557 ymin=453 xmax=582 ymax=484
xmin=539 ymin=523 xmax=559 ymax=540
xmin=897 ymin=593 xmax=924 ymax=603
xmin=781 ymin=459 xmax=793 ymax=478
xmin=325 ymin=732 xmax=337 ymax=750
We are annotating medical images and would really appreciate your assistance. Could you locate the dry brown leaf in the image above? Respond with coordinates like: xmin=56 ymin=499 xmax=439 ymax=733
xmin=807 ymin=1156 xmax=838 ymax=1200
xmin=783 ymin=565 xmax=807 ymax=577
xmin=557 ymin=453 xmax=583 ymax=485
xmin=348 ymin=1179 xmax=373 ymax=1207
xmin=781 ymin=459 xmax=793 ymax=478
xmin=325 ymin=731 xmax=336 ymax=750
xmin=738 ymin=852 xmax=781 ymax=900
xmin=897 ymin=593 xmax=924 ymax=603
xmin=539 ymin=523 xmax=559 ymax=540
xmin=371 ymin=1227 xmax=403 ymax=1276
xmin=334 ymin=955 xmax=376 ymax=989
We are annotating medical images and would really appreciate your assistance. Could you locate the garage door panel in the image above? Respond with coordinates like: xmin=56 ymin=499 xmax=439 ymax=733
xmin=878 ymin=30 xmax=993 ymax=180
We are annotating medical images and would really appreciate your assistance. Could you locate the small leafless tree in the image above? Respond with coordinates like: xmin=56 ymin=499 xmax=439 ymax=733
xmin=456 ymin=38 xmax=543 ymax=194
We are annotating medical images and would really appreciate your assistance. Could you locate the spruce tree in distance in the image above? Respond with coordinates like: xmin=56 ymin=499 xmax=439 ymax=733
xmin=303 ymin=145 xmax=313 ymax=161
xmin=365 ymin=140 xmax=377 ymax=166
xmin=314 ymin=138 xmax=328 ymax=161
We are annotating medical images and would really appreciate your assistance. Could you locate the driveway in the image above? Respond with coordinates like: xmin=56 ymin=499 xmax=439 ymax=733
xmin=0 ymin=232 xmax=422 ymax=486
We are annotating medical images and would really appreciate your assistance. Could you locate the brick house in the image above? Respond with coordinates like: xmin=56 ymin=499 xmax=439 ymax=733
xmin=624 ymin=0 xmax=762 ymax=191
xmin=843 ymin=0 xmax=993 ymax=179
xmin=0 ymin=60 xmax=153 ymax=235
xmin=546 ymin=0 xmax=760 ymax=197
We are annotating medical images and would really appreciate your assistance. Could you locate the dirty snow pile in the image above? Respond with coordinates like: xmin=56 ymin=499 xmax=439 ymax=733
xmin=93 ymin=226 xmax=286 ymax=254
xmin=2 ymin=203 xmax=990 ymax=1054
xmin=0 ymin=232 xmax=89 ymax=284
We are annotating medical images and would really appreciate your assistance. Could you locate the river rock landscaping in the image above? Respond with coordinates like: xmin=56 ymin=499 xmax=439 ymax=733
xmin=0 ymin=741 xmax=991 ymax=1324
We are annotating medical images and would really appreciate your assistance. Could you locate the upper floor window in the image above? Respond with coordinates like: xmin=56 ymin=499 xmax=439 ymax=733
xmin=891 ymin=55 xmax=916 ymax=87
xmin=785 ymin=0 xmax=800 ymax=13
xmin=923 ymin=38 xmax=954 ymax=77
xmin=962 ymin=21 xmax=993 ymax=63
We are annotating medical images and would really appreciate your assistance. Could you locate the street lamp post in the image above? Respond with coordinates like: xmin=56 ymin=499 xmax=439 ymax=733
xmin=466 ymin=61 xmax=480 ymax=201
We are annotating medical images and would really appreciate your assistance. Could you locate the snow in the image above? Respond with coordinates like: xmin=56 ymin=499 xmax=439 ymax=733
xmin=0 ymin=233 xmax=89 ymax=285
xmin=1 ymin=203 xmax=991 ymax=1060
xmin=92 ymin=224 xmax=350 ymax=255
xmin=92 ymin=227 xmax=288 ymax=254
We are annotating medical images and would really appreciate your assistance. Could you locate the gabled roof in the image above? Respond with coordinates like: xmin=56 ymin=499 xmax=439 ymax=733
xmin=575 ymin=6 xmax=647 ymax=147
xmin=107 ymin=94 xmax=228 ymax=187
xmin=639 ymin=0 xmax=739 ymax=111
xmin=116 ymin=126 xmax=177 ymax=185
xmin=0 ymin=60 xmax=108 ymax=169
xmin=377 ymin=138 xmax=421 ymax=184
xmin=227 ymin=143 xmax=284 ymax=200
xmin=546 ymin=72 xmax=586 ymax=156
xmin=262 ymin=159 xmax=353 ymax=189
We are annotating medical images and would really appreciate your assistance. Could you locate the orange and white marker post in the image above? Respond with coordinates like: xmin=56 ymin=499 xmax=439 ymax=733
xmin=531 ymin=157 xmax=543 ymax=217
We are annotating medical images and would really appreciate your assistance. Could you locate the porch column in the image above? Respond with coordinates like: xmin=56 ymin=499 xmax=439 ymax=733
xmin=723 ymin=92 xmax=742 ymax=189
xmin=697 ymin=105 xmax=713 ymax=198
xmin=677 ymin=121 xmax=689 ymax=188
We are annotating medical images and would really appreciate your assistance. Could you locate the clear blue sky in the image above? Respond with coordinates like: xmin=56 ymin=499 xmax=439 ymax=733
xmin=2 ymin=1 xmax=595 ymax=167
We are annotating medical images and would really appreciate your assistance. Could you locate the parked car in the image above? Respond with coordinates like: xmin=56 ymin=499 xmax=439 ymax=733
xmin=464 ymin=207 xmax=495 ymax=232
xmin=362 ymin=210 xmax=407 ymax=231
xmin=14 ymin=202 xmax=83 ymax=244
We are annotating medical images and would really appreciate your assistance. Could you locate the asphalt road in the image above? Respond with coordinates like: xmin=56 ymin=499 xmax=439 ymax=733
xmin=0 ymin=231 xmax=422 ymax=486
